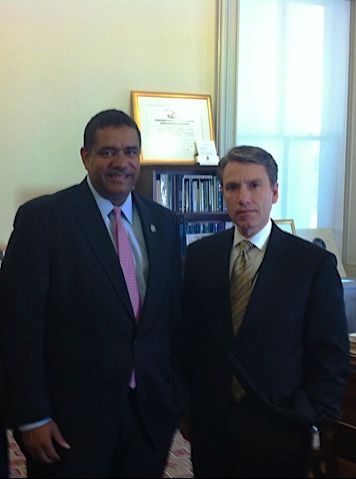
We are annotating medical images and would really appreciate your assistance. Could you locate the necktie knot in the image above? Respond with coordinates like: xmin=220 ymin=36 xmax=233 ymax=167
xmin=238 ymin=239 xmax=253 ymax=254
xmin=113 ymin=206 xmax=122 ymax=224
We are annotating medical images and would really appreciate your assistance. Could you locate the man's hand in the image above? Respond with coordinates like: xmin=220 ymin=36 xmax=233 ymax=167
xmin=21 ymin=420 xmax=71 ymax=464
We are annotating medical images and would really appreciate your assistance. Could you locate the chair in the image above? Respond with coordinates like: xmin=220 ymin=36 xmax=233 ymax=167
xmin=315 ymin=419 xmax=356 ymax=477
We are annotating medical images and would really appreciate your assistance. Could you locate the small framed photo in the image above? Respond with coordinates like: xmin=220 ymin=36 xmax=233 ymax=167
xmin=131 ymin=91 xmax=214 ymax=165
xmin=296 ymin=227 xmax=346 ymax=277
xmin=274 ymin=218 xmax=296 ymax=235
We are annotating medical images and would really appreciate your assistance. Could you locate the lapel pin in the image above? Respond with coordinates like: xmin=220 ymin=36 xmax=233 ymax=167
xmin=150 ymin=224 xmax=156 ymax=233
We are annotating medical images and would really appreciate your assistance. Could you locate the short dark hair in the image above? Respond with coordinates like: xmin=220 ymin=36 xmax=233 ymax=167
xmin=83 ymin=109 xmax=141 ymax=151
xmin=217 ymin=145 xmax=278 ymax=186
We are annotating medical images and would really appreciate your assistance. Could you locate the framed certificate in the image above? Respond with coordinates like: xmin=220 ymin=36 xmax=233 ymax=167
xmin=131 ymin=91 xmax=214 ymax=165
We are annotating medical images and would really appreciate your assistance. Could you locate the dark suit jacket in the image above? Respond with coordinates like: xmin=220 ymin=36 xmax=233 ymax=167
xmin=182 ymin=222 xmax=349 ymax=441
xmin=0 ymin=427 xmax=8 ymax=478
xmin=0 ymin=180 xmax=185 ymax=474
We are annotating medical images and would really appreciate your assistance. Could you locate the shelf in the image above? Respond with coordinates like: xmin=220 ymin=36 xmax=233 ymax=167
xmin=177 ymin=211 xmax=230 ymax=222
xmin=136 ymin=164 xmax=231 ymax=255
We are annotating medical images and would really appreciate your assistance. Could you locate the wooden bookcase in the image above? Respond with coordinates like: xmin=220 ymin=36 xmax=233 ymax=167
xmin=136 ymin=164 xmax=232 ymax=256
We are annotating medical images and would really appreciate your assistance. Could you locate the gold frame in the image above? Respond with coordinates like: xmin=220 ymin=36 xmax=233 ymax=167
xmin=274 ymin=218 xmax=296 ymax=235
xmin=131 ymin=91 xmax=214 ymax=165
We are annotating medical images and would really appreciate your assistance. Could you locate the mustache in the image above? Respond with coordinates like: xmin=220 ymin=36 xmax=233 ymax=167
xmin=107 ymin=167 xmax=135 ymax=177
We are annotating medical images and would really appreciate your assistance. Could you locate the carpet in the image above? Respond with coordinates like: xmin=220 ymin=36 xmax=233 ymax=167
xmin=8 ymin=429 xmax=323 ymax=478
xmin=8 ymin=430 xmax=193 ymax=478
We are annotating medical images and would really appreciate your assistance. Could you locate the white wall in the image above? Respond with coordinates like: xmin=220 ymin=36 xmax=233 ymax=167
xmin=0 ymin=0 xmax=216 ymax=245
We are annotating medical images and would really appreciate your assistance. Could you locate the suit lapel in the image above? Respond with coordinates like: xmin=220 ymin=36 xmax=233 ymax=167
xmin=240 ymin=223 xmax=291 ymax=327
xmin=71 ymin=180 xmax=134 ymax=318
xmin=194 ymin=228 xmax=235 ymax=343
xmin=213 ymin=229 xmax=235 ymax=324
xmin=132 ymin=194 xmax=164 ymax=326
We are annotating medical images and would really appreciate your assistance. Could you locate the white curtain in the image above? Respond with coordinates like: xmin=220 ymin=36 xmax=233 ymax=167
xmin=217 ymin=0 xmax=350 ymax=238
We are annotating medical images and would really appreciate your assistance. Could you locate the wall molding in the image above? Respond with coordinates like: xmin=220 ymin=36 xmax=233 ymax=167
xmin=344 ymin=0 xmax=356 ymax=276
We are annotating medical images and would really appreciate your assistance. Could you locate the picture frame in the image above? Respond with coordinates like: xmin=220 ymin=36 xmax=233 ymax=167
xmin=296 ymin=227 xmax=346 ymax=277
xmin=131 ymin=91 xmax=214 ymax=165
xmin=274 ymin=218 xmax=296 ymax=235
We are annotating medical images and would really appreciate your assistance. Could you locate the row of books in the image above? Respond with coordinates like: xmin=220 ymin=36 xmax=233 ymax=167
xmin=179 ymin=220 xmax=233 ymax=256
xmin=154 ymin=173 xmax=225 ymax=212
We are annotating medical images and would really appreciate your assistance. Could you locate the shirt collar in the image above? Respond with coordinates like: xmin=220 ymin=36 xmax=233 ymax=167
xmin=233 ymin=219 xmax=272 ymax=251
xmin=86 ymin=176 xmax=133 ymax=223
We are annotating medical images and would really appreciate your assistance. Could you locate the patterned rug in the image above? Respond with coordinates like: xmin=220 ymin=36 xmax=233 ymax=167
xmin=8 ymin=428 xmax=323 ymax=478
xmin=8 ymin=430 xmax=193 ymax=478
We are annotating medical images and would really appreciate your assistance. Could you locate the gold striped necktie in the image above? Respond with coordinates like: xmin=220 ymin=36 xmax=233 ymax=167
xmin=230 ymin=239 xmax=255 ymax=402
xmin=230 ymin=240 xmax=254 ymax=335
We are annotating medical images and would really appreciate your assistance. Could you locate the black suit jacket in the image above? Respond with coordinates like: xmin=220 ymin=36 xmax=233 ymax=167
xmin=182 ymin=222 xmax=349 ymax=437
xmin=0 ymin=180 xmax=185 ymax=474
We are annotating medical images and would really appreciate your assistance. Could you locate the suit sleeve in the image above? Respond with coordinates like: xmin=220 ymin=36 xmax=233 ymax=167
xmin=304 ymin=252 xmax=350 ymax=422
xmin=179 ymin=242 xmax=201 ymax=392
xmin=0 ymin=203 xmax=52 ymax=427
xmin=169 ymin=213 xmax=188 ymax=390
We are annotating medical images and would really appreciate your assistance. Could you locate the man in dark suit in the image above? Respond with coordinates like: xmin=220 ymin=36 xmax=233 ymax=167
xmin=181 ymin=145 xmax=349 ymax=477
xmin=0 ymin=109 xmax=186 ymax=477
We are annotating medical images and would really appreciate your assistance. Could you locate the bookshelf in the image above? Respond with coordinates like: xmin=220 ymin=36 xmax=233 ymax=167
xmin=136 ymin=165 xmax=232 ymax=255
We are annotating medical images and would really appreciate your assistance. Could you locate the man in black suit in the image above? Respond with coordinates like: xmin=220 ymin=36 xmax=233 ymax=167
xmin=181 ymin=145 xmax=349 ymax=477
xmin=0 ymin=109 xmax=186 ymax=477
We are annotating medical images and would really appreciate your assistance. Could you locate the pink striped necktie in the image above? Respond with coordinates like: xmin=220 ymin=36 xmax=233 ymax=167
xmin=113 ymin=207 xmax=141 ymax=319
xmin=113 ymin=207 xmax=140 ymax=388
